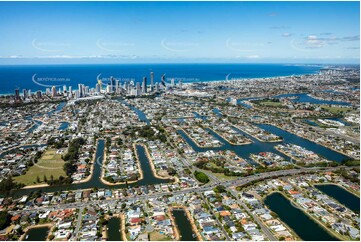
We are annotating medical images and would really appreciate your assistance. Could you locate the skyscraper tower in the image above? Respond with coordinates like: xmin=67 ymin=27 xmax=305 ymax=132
xmin=23 ymin=89 xmax=28 ymax=99
xmin=136 ymin=82 xmax=141 ymax=96
xmin=161 ymin=74 xmax=166 ymax=87
xmin=142 ymin=77 xmax=147 ymax=93
xmin=150 ymin=72 xmax=154 ymax=92
xmin=51 ymin=86 xmax=57 ymax=97
xmin=14 ymin=89 xmax=20 ymax=101
xmin=78 ymin=84 xmax=83 ymax=97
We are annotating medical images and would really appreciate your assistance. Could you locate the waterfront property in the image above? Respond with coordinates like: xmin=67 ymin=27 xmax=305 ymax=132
xmin=264 ymin=192 xmax=338 ymax=241
xmin=315 ymin=184 xmax=360 ymax=214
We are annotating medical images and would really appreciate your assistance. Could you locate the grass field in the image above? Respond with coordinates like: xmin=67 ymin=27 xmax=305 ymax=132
xmin=320 ymin=105 xmax=352 ymax=114
xmin=14 ymin=149 xmax=66 ymax=185
xmin=259 ymin=101 xmax=283 ymax=107
xmin=149 ymin=232 xmax=171 ymax=241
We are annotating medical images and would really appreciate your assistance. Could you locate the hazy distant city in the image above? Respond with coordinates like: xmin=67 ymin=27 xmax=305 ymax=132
xmin=0 ymin=1 xmax=359 ymax=242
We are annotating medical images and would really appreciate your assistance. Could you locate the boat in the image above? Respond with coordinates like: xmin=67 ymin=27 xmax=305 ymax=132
xmin=25 ymin=235 xmax=29 ymax=240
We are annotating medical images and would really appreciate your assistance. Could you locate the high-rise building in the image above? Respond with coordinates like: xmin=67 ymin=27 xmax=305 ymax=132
xmin=46 ymin=88 xmax=51 ymax=95
xmin=98 ymin=80 xmax=103 ymax=92
xmin=179 ymin=79 xmax=183 ymax=89
xmin=136 ymin=82 xmax=141 ymax=96
xmin=28 ymin=89 xmax=32 ymax=97
xmin=96 ymin=83 xmax=101 ymax=93
xmin=150 ymin=72 xmax=154 ymax=92
xmin=78 ymin=84 xmax=83 ymax=97
xmin=23 ymin=89 xmax=28 ymax=99
xmin=68 ymin=86 xmax=72 ymax=96
xmin=155 ymin=82 xmax=160 ymax=92
xmin=142 ymin=77 xmax=147 ymax=93
xmin=115 ymin=80 xmax=120 ymax=93
xmin=51 ymin=86 xmax=57 ymax=97
xmin=63 ymin=85 xmax=67 ymax=93
xmin=161 ymin=74 xmax=166 ymax=87
xmin=36 ymin=90 xmax=42 ymax=99
xmin=14 ymin=89 xmax=20 ymax=101
xmin=171 ymin=78 xmax=175 ymax=87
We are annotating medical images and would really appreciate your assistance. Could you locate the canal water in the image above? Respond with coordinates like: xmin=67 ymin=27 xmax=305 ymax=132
xmin=172 ymin=209 xmax=197 ymax=241
xmin=315 ymin=184 xmax=360 ymax=214
xmin=107 ymin=217 xmax=123 ymax=241
xmin=12 ymin=140 xmax=170 ymax=197
xmin=121 ymin=100 xmax=150 ymax=125
xmin=264 ymin=192 xmax=338 ymax=241
xmin=58 ymin=122 xmax=70 ymax=131
xmin=273 ymin=93 xmax=351 ymax=106
xmin=24 ymin=227 xmax=49 ymax=241
xmin=177 ymin=122 xmax=349 ymax=167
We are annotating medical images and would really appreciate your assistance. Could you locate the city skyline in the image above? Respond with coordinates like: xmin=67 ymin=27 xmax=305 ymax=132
xmin=0 ymin=1 xmax=359 ymax=64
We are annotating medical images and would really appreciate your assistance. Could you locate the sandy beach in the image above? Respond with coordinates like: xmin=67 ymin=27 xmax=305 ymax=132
xmin=120 ymin=213 xmax=128 ymax=241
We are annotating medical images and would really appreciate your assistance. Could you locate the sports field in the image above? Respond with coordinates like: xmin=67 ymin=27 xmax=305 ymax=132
xmin=14 ymin=149 xmax=66 ymax=186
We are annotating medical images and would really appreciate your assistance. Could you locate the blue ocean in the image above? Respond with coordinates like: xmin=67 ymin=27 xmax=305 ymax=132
xmin=0 ymin=64 xmax=321 ymax=94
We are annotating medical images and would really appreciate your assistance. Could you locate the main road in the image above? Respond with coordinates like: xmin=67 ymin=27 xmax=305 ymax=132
xmin=18 ymin=166 xmax=351 ymax=214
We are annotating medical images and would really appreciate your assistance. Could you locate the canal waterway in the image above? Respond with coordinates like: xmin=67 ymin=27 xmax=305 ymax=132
xmin=172 ymin=209 xmax=197 ymax=241
xmin=264 ymin=192 xmax=338 ymax=241
xmin=12 ymin=140 xmax=169 ymax=197
xmin=177 ymin=122 xmax=349 ymax=167
xmin=24 ymin=227 xmax=49 ymax=241
xmin=107 ymin=217 xmax=123 ymax=241
xmin=315 ymin=184 xmax=360 ymax=214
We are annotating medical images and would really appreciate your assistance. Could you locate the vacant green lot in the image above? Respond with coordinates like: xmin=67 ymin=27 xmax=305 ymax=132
xmin=259 ymin=101 xmax=283 ymax=107
xmin=320 ymin=105 xmax=352 ymax=115
xmin=149 ymin=232 xmax=171 ymax=241
xmin=14 ymin=149 xmax=66 ymax=186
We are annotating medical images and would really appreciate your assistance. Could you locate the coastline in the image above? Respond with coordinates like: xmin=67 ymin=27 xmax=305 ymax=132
xmin=0 ymin=66 xmax=322 ymax=97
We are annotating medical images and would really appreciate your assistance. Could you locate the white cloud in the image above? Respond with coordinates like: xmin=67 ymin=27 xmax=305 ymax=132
xmin=282 ymin=33 xmax=292 ymax=37
xmin=246 ymin=55 xmax=260 ymax=58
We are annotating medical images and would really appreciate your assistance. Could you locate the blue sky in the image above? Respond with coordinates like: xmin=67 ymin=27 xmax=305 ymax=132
xmin=0 ymin=1 xmax=359 ymax=64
